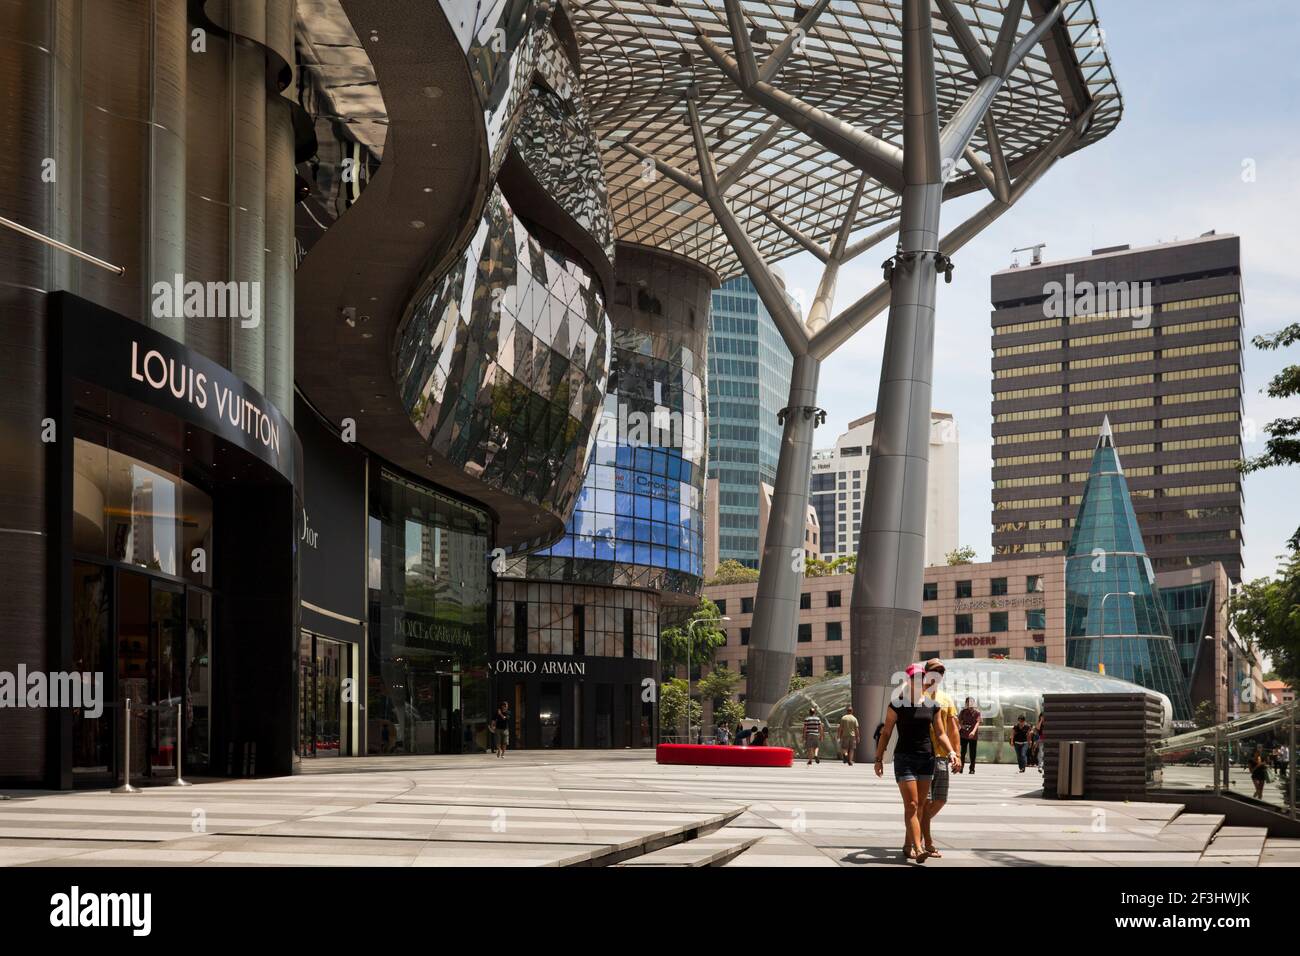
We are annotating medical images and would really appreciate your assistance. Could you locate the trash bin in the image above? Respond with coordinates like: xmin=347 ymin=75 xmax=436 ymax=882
xmin=1056 ymin=739 xmax=1085 ymax=797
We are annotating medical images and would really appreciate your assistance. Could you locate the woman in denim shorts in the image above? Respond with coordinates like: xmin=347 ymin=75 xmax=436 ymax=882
xmin=874 ymin=664 xmax=959 ymax=863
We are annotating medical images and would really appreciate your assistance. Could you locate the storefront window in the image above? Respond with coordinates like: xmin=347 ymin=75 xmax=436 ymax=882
xmin=368 ymin=469 xmax=491 ymax=754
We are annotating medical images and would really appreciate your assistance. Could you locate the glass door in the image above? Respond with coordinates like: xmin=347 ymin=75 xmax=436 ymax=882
xmin=117 ymin=572 xmax=150 ymax=778
xmin=150 ymin=581 xmax=185 ymax=775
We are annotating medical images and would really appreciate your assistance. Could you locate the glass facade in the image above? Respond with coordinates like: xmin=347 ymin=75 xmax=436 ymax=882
xmin=367 ymin=470 xmax=494 ymax=754
xmin=706 ymin=276 xmax=795 ymax=568
xmin=768 ymin=659 xmax=1174 ymax=762
xmin=394 ymin=186 xmax=611 ymax=523
xmin=1161 ymin=582 xmax=1214 ymax=682
xmin=1063 ymin=422 xmax=1192 ymax=720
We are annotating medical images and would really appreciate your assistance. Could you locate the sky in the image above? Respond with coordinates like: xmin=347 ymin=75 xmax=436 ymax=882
xmin=773 ymin=0 xmax=1300 ymax=582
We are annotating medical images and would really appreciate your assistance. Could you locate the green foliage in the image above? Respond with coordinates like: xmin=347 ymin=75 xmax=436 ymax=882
xmin=945 ymin=545 xmax=977 ymax=566
xmin=1245 ymin=322 xmax=1300 ymax=548
xmin=660 ymin=597 xmax=727 ymax=669
xmin=706 ymin=559 xmax=759 ymax=585
xmin=1230 ymin=551 xmax=1300 ymax=687
xmin=714 ymin=697 xmax=746 ymax=730
xmin=659 ymin=678 xmax=701 ymax=736
xmin=696 ymin=665 xmax=740 ymax=704
xmin=1193 ymin=700 xmax=1217 ymax=729
xmin=805 ymin=554 xmax=855 ymax=576
xmin=788 ymin=673 xmax=812 ymax=693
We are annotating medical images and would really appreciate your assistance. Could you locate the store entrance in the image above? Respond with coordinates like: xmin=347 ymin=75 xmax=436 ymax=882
xmin=298 ymin=632 xmax=354 ymax=757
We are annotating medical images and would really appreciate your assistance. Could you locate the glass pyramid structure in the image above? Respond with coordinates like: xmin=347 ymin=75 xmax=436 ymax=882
xmin=1064 ymin=417 xmax=1192 ymax=721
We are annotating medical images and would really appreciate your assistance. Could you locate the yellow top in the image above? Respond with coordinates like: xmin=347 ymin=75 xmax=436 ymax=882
xmin=928 ymin=689 xmax=958 ymax=756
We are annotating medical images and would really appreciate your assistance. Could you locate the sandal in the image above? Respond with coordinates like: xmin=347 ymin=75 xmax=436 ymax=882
xmin=923 ymin=844 xmax=943 ymax=859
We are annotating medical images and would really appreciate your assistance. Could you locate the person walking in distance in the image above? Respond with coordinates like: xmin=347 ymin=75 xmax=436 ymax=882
xmin=493 ymin=700 xmax=511 ymax=758
xmin=875 ymin=663 xmax=959 ymax=863
xmin=958 ymin=697 xmax=982 ymax=773
xmin=803 ymin=704 xmax=830 ymax=765
xmin=919 ymin=660 xmax=961 ymax=859
xmin=837 ymin=705 xmax=860 ymax=765
xmin=1011 ymin=715 xmax=1031 ymax=772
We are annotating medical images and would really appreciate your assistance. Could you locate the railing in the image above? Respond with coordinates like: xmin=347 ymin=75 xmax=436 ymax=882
xmin=112 ymin=697 xmax=192 ymax=794
xmin=1154 ymin=701 xmax=1296 ymax=819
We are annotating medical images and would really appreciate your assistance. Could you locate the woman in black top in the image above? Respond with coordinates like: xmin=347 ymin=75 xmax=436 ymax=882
xmin=1011 ymin=715 xmax=1031 ymax=772
xmin=875 ymin=665 xmax=958 ymax=863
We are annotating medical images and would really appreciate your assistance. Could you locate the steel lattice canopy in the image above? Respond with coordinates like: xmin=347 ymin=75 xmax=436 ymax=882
xmin=572 ymin=0 xmax=1121 ymax=279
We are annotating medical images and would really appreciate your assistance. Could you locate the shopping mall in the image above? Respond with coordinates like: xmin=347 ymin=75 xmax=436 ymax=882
xmin=0 ymin=0 xmax=1121 ymax=786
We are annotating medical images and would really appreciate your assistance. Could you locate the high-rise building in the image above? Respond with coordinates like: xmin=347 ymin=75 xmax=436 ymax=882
xmin=705 ymin=275 xmax=794 ymax=569
xmin=990 ymin=233 xmax=1245 ymax=580
xmin=809 ymin=412 xmax=959 ymax=566
xmin=1063 ymin=418 xmax=1192 ymax=721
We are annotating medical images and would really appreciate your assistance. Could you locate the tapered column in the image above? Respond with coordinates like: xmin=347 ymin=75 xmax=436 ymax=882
xmin=850 ymin=0 xmax=943 ymax=760
xmin=745 ymin=352 xmax=820 ymax=717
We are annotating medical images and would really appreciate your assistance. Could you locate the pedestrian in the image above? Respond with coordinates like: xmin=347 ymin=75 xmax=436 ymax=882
xmin=753 ymin=726 xmax=769 ymax=747
xmin=958 ymin=697 xmax=981 ymax=773
xmin=493 ymin=700 xmax=511 ymax=758
xmin=920 ymin=660 xmax=961 ymax=860
xmin=735 ymin=723 xmax=753 ymax=746
xmin=1011 ymin=715 xmax=1031 ymax=772
xmin=803 ymin=704 xmax=829 ymax=764
xmin=1250 ymin=747 xmax=1269 ymax=799
xmin=874 ymin=663 xmax=959 ymax=863
xmin=1034 ymin=712 xmax=1047 ymax=774
xmin=837 ymin=704 xmax=860 ymax=765
xmin=717 ymin=724 xmax=730 ymax=746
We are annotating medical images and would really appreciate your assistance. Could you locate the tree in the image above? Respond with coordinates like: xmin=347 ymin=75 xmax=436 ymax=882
xmin=805 ymin=554 xmax=855 ymax=576
xmin=1244 ymin=320 xmax=1300 ymax=548
xmin=1193 ymin=700 xmax=1217 ymax=729
xmin=659 ymin=678 xmax=701 ymax=737
xmin=946 ymin=545 xmax=977 ymax=565
xmin=660 ymin=596 xmax=727 ymax=669
xmin=696 ymin=665 xmax=740 ymax=705
xmin=706 ymin=559 xmax=759 ymax=585
xmin=1230 ymin=550 xmax=1300 ymax=687
xmin=788 ymin=673 xmax=812 ymax=693
xmin=714 ymin=697 xmax=745 ymax=731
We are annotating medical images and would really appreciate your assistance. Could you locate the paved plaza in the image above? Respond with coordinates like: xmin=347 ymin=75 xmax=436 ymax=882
xmin=0 ymin=753 xmax=1296 ymax=867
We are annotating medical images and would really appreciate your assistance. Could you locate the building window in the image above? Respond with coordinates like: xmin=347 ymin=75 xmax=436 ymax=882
xmin=714 ymin=599 xmax=727 ymax=616
xmin=514 ymin=601 xmax=528 ymax=654
xmin=824 ymin=655 xmax=843 ymax=675
xmin=991 ymin=577 xmax=1008 ymax=596
xmin=623 ymin=608 xmax=633 ymax=658
xmin=797 ymin=623 xmax=812 ymax=643
xmin=923 ymin=582 xmax=938 ymax=601
xmin=1026 ymin=608 xmax=1046 ymax=630
xmin=954 ymin=649 xmax=974 ymax=659
xmin=1026 ymin=575 xmax=1042 ymax=593
xmin=919 ymin=650 xmax=941 ymax=662
xmin=827 ymin=590 xmax=841 ymax=608
xmin=741 ymin=596 xmax=754 ymax=614
xmin=1025 ymin=646 xmax=1047 ymax=663
xmin=799 ymin=592 xmax=811 ymax=610
xmin=989 ymin=611 xmax=1009 ymax=633
xmin=796 ymin=657 xmax=813 ymax=678
xmin=740 ymin=627 xmax=751 ymax=646
xmin=988 ymin=647 xmax=1010 ymax=659
xmin=574 ymin=604 xmax=585 ymax=656
xmin=955 ymin=614 xmax=973 ymax=635
xmin=740 ymin=661 xmax=748 ymax=677
xmin=921 ymin=616 xmax=939 ymax=636
xmin=956 ymin=580 xmax=973 ymax=599
xmin=826 ymin=621 xmax=842 ymax=641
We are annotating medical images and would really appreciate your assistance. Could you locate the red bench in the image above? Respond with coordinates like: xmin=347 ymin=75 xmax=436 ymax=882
xmin=655 ymin=743 xmax=794 ymax=767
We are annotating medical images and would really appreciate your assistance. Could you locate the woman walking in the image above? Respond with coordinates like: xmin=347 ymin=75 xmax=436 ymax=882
xmin=1250 ymin=747 xmax=1270 ymax=800
xmin=875 ymin=664 xmax=959 ymax=863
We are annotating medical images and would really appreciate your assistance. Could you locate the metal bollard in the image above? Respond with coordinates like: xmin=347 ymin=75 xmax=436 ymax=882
xmin=112 ymin=698 xmax=140 ymax=794
xmin=171 ymin=702 xmax=191 ymax=787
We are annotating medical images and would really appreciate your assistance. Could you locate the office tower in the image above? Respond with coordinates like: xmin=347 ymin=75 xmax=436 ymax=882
xmin=809 ymin=412 xmax=959 ymax=566
xmin=991 ymin=233 xmax=1245 ymax=580
xmin=1063 ymin=419 xmax=1193 ymax=721
xmin=706 ymin=275 xmax=795 ymax=569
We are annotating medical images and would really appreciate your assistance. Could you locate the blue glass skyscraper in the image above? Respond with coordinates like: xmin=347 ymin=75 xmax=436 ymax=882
xmin=707 ymin=275 xmax=794 ymax=568
xmin=1064 ymin=417 xmax=1193 ymax=720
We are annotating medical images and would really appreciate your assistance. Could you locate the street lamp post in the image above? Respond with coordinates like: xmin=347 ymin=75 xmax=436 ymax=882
xmin=1098 ymin=591 xmax=1136 ymax=675
xmin=686 ymin=614 xmax=730 ymax=742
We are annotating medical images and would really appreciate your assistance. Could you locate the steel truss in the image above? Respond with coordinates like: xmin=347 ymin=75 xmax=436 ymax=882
xmin=600 ymin=0 xmax=1115 ymax=736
